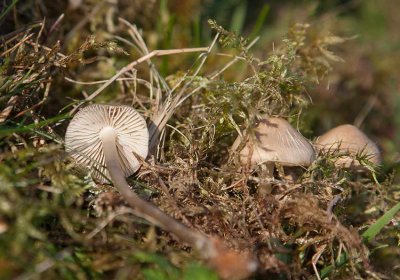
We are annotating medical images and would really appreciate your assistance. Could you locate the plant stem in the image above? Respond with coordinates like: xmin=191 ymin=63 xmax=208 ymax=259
xmin=99 ymin=127 xmax=212 ymax=254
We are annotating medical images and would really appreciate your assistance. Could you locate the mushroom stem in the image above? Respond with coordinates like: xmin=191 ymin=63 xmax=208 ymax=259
xmin=67 ymin=105 xmax=256 ymax=279
xmin=257 ymin=163 xmax=275 ymax=198
xmin=99 ymin=127 xmax=210 ymax=253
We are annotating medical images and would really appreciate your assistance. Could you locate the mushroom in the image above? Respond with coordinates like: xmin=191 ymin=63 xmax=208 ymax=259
xmin=68 ymin=0 xmax=82 ymax=10
xmin=66 ymin=104 xmax=148 ymax=183
xmin=65 ymin=104 xmax=204 ymax=246
xmin=315 ymin=124 xmax=381 ymax=168
xmin=232 ymin=117 xmax=316 ymax=182
xmin=65 ymin=104 xmax=256 ymax=279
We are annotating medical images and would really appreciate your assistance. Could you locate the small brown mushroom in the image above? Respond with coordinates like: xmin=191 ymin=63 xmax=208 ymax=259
xmin=315 ymin=124 xmax=381 ymax=168
xmin=68 ymin=0 xmax=82 ymax=10
xmin=232 ymin=117 xmax=316 ymax=182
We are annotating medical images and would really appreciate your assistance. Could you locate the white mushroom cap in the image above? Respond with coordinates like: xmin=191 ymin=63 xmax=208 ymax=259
xmin=65 ymin=104 xmax=149 ymax=182
xmin=232 ymin=117 xmax=316 ymax=167
xmin=315 ymin=124 xmax=381 ymax=167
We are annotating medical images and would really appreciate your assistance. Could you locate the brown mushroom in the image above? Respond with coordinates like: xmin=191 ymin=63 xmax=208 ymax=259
xmin=315 ymin=124 xmax=381 ymax=168
xmin=232 ymin=117 xmax=316 ymax=182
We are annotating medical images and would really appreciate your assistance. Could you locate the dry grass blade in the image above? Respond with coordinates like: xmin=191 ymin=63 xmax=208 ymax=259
xmin=148 ymin=33 xmax=220 ymax=155
xmin=83 ymin=47 xmax=208 ymax=102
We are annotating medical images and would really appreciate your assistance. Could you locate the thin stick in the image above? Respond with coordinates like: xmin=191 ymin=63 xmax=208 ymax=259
xmin=210 ymin=36 xmax=259 ymax=79
xmin=65 ymin=76 xmax=137 ymax=85
xmin=0 ymin=96 xmax=18 ymax=123
xmin=353 ymin=95 xmax=377 ymax=128
xmin=170 ymin=33 xmax=220 ymax=95
xmin=86 ymin=207 xmax=136 ymax=239
xmin=26 ymin=40 xmax=67 ymax=58
xmin=34 ymin=20 xmax=45 ymax=53
xmin=85 ymin=47 xmax=208 ymax=102
xmin=147 ymin=33 xmax=220 ymax=154
xmin=49 ymin=14 xmax=64 ymax=34
xmin=0 ymin=33 xmax=34 ymax=57
xmin=327 ymin=194 xmax=341 ymax=221
xmin=119 ymin=18 xmax=170 ymax=105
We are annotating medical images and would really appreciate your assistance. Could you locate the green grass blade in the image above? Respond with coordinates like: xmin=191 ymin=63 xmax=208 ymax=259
xmin=249 ymin=4 xmax=270 ymax=39
xmin=320 ymin=253 xmax=348 ymax=279
xmin=361 ymin=201 xmax=400 ymax=242
xmin=320 ymin=201 xmax=400 ymax=279
xmin=0 ymin=0 xmax=18 ymax=22
xmin=230 ymin=1 xmax=247 ymax=34
xmin=0 ymin=114 xmax=70 ymax=137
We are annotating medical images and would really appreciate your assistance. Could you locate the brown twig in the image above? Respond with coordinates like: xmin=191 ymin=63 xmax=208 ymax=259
xmin=0 ymin=33 xmax=34 ymax=57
